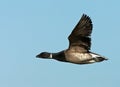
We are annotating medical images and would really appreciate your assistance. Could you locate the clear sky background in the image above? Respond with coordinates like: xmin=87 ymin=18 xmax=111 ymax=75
xmin=0 ymin=0 xmax=120 ymax=87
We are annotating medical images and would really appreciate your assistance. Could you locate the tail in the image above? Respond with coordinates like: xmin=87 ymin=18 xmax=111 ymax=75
xmin=90 ymin=52 xmax=108 ymax=62
xmin=93 ymin=57 xmax=108 ymax=62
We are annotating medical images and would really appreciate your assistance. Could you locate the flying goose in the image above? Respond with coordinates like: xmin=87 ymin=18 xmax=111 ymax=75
xmin=36 ymin=14 xmax=108 ymax=64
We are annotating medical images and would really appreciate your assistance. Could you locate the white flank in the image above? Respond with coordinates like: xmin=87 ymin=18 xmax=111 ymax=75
xmin=90 ymin=53 xmax=101 ymax=58
xmin=88 ymin=60 xmax=96 ymax=63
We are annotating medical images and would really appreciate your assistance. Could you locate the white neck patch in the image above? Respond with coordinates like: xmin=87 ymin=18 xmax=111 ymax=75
xmin=49 ymin=53 xmax=52 ymax=58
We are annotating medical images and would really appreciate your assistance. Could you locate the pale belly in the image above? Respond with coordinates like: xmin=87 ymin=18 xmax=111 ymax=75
xmin=65 ymin=53 xmax=95 ymax=64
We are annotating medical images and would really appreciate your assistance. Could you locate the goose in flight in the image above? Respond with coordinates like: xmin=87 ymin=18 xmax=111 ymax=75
xmin=36 ymin=14 xmax=108 ymax=64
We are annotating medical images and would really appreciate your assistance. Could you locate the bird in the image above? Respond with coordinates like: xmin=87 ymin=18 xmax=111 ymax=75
xmin=36 ymin=14 xmax=108 ymax=64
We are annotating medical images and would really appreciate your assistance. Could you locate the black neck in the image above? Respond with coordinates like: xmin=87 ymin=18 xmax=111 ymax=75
xmin=51 ymin=51 xmax=67 ymax=62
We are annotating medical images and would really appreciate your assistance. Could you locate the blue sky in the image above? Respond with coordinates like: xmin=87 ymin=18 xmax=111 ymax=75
xmin=0 ymin=0 xmax=120 ymax=87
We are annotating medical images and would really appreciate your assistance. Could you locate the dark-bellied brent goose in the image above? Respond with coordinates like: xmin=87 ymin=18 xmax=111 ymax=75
xmin=36 ymin=14 xmax=108 ymax=65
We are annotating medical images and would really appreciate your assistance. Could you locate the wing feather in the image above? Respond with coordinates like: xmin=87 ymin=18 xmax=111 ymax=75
xmin=68 ymin=14 xmax=93 ymax=51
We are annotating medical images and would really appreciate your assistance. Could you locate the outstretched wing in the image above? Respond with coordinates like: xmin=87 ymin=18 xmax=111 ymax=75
xmin=68 ymin=14 xmax=93 ymax=52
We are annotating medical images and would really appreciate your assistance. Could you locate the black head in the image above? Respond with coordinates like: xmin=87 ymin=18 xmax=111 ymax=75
xmin=36 ymin=52 xmax=50 ymax=58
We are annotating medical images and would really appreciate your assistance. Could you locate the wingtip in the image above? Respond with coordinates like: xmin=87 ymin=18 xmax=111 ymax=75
xmin=81 ymin=14 xmax=91 ymax=21
xmin=82 ymin=14 xmax=87 ymax=17
xmin=82 ymin=13 xmax=89 ymax=17
xmin=83 ymin=13 xmax=87 ymax=15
